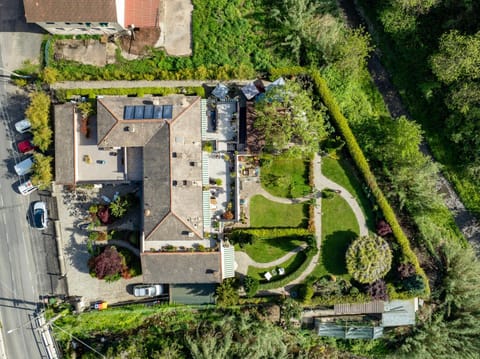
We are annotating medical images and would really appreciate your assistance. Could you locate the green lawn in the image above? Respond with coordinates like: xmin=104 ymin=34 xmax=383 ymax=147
xmin=250 ymin=195 xmax=308 ymax=228
xmin=247 ymin=251 xmax=306 ymax=281
xmin=310 ymin=194 xmax=359 ymax=279
xmin=239 ymin=235 xmax=306 ymax=263
xmin=321 ymin=154 xmax=375 ymax=230
xmin=260 ymin=155 xmax=311 ymax=198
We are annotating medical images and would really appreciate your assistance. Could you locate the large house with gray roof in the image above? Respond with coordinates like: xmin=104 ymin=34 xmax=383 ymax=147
xmin=54 ymin=94 xmax=235 ymax=288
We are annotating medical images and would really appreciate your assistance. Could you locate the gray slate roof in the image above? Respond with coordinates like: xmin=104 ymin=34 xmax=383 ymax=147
xmin=24 ymin=0 xmax=118 ymax=23
xmin=141 ymin=252 xmax=222 ymax=284
xmin=54 ymin=103 xmax=75 ymax=184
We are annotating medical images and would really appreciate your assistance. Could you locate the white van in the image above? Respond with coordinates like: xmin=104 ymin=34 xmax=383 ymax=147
xmin=14 ymin=157 xmax=34 ymax=176
xmin=18 ymin=180 xmax=37 ymax=195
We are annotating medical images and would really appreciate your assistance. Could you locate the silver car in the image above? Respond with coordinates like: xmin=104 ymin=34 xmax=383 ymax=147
xmin=14 ymin=119 xmax=31 ymax=134
xmin=133 ymin=284 xmax=163 ymax=297
xmin=32 ymin=201 xmax=48 ymax=230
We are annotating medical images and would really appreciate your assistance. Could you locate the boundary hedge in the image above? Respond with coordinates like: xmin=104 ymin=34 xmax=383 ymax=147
xmin=57 ymin=87 xmax=206 ymax=102
xmin=310 ymin=70 xmax=430 ymax=297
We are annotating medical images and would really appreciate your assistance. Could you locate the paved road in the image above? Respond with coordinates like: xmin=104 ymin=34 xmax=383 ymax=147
xmin=0 ymin=1 xmax=63 ymax=358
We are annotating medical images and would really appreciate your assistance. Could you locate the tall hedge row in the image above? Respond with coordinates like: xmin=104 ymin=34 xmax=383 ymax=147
xmin=310 ymin=70 xmax=430 ymax=297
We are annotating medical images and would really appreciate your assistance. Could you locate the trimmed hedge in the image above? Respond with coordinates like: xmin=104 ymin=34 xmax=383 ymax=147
xmin=230 ymin=228 xmax=312 ymax=241
xmin=57 ymin=86 xmax=206 ymax=102
xmin=310 ymin=70 xmax=430 ymax=297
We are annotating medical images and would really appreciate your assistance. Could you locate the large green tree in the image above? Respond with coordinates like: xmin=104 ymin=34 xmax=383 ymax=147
xmin=254 ymin=81 xmax=326 ymax=155
xmin=431 ymin=30 xmax=480 ymax=85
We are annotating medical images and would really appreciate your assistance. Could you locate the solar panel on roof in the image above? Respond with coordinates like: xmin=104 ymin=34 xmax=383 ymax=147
xmin=144 ymin=105 xmax=154 ymax=119
xmin=153 ymin=105 xmax=163 ymax=119
xmin=124 ymin=106 xmax=135 ymax=119
xmin=163 ymin=105 xmax=173 ymax=119
xmin=134 ymin=106 xmax=144 ymax=119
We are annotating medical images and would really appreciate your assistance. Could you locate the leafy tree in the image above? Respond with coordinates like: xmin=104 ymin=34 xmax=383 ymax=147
xmin=243 ymin=276 xmax=259 ymax=298
xmin=269 ymin=0 xmax=323 ymax=64
xmin=109 ymin=196 xmax=129 ymax=218
xmin=363 ymin=116 xmax=442 ymax=214
xmin=335 ymin=27 xmax=372 ymax=79
xmin=25 ymin=92 xmax=50 ymax=129
xmin=31 ymin=153 xmax=53 ymax=190
xmin=215 ymin=279 xmax=239 ymax=307
xmin=41 ymin=66 xmax=61 ymax=84
xmin=89 ymin=246 xmax=126 ymax=281
xmin=431 ymin=30 xmax=480 ymax=85
xmin=254 ymin=81 xmax=326 ymax=154
xmin=346 ymin=235 xmax=392 ymax=284
xmin=77 ymin=101 xmax=94 ymax=119
xmin=25 ymin=92 xmax=53 ymax=151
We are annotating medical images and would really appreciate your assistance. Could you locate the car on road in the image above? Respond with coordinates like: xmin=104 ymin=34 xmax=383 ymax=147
xmin=14 ymin=119 xmax=31 ymax=133
xmin=14 ymin=156 xmax=34 ymax=175
xmin=133 ymin=284 xmax=164 ymax=297
xmin=18 ymin=180 xmax=37 ymax=196
xmin=17 ymin=139 xmax=35 ymax=154
xmin=32 ymin=201 xmax=48 ymax=230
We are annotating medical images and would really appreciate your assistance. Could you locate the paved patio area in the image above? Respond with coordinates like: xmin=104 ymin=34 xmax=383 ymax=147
xmin=53 ymin=184 xmax=142 ymax=305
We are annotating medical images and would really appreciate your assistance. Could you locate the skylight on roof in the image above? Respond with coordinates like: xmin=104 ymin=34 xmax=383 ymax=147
xmin=123 ymin=105 xmax=173 ymax=120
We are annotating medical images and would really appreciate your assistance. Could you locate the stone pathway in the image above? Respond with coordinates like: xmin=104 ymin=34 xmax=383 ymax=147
xmin=235 ymin=153 xmax=369 ymax=292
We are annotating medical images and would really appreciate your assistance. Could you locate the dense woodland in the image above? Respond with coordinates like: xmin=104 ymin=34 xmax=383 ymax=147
xmin=46 ymin=0 xmax=480 ymax=357
xmin=357 ymin=0 xmax=480 ymax=215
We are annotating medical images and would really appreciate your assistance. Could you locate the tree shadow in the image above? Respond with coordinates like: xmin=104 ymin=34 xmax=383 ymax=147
xmin=321 ymin=230 xmax=357 ymax=275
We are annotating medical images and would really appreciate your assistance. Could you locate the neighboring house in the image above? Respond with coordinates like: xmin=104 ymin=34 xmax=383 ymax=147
xmin=54 ymin=94 xmax=236 ymax=295
xmin=23 ymin=0 xmax=160 ymax=35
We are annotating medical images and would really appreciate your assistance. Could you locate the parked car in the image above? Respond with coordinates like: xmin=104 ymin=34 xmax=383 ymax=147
xmin=32 ymin=201 xmax=48 ymax=230
xmin=18 ymin=180 xmax=37 ymax=196
xmin=133 ymin=284 xmax=164 ymax=297
xmin=17 ymin=139 xmax=35 ymax=154
xmin=14 ymin=119 xmax=31 ymax=134
xmin=14 ymin=156 xmax=34 ymax=176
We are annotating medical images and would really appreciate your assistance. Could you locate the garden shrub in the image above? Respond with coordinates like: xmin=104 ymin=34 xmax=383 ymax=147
xmin=297 ymin=283 xmax=314 ymax=304
xmin=346 ymin=235 xmax=392 ymax=284
xmin=243 ymin=276 xmax=259 ymax=298
xmin=367 ymin=279 xmax=388 ymax=301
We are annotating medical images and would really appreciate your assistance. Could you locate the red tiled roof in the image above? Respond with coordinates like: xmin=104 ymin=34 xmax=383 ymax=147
xmin=24 ymin=0 xmax=118 ymax=23
xmin=124 ymin=0 xmax=159 ymax=28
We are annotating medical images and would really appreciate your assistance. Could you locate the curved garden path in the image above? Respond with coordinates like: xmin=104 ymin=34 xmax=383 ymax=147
xmin=235 ymin=153 xmax=369 ymax=292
